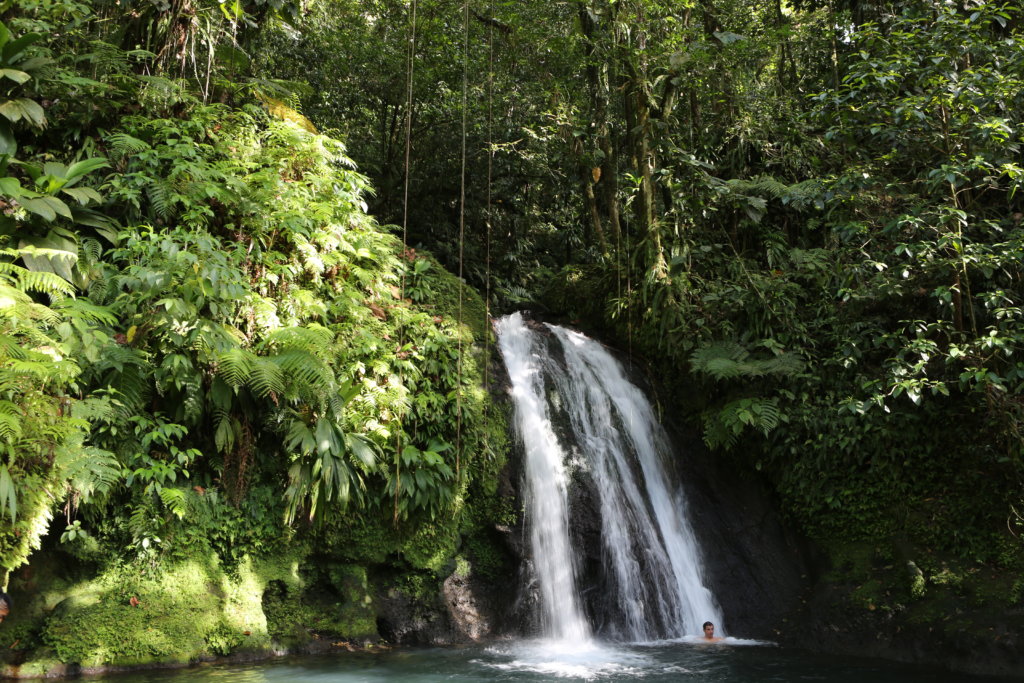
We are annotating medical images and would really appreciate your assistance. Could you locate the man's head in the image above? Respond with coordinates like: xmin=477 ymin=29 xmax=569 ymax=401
xmin=702 ymin=621 xmax=715 ymax=638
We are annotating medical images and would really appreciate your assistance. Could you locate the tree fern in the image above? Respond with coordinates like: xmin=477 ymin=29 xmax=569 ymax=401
xmin=249 ymin=356 xmax=288 ymax=400
xmin=703 ymin=397 xmax=785 ymax=450
xmin=106 ymin=132 xmax=151 ymax=159
xmin=6 ymin=266 xmax=76 ymax=300
xmin=690 ymin=340 xmax=804 ymax=381
xmin=259 ymin=324 xmax=334 ymax=355
xmin=146 ymin=181 xmax=174 ymax=220
xmin=0 ymin=400 xmax=21 ymax=441
xmin=58 ymin=443 xmax=121 ymax=502
xmin=216 ymin=347 xmax=256 ymax=388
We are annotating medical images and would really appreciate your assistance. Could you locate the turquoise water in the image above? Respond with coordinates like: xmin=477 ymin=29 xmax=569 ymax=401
xmin=85 ymin=639 xmax=1013 ymax=682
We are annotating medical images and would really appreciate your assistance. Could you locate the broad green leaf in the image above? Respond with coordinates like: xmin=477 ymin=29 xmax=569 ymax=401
xmin=0 ymin=118 xmax=14 ymax=155
xmin=38 ymin=174 xmax=66 ymax=194
xmin=0 ymin=175 xmax=22 ymax=196
xmin=0 ymin=98 xmax=45 ymax=126
xmin=345 ymin=433 xmax=378 ymax=468
xmin=20 ymin=196 xmax=57 ymax=220
xmin=1 ymin=32 xmax=42 ymax=63
xmin=21 ymin=195 xmax=72 ymax=220
xmin=713 ymin=31 xmax=746 ymax=45
xmin=61 ymin=186 xmax=103 ymax=205
xmin=0 ymin=463 xmax=16 ymax=522
xmin=42 ymin=161 xmax=67 ymax=177
xmin=64 ymin=157 xmax=110 ymax=186
xmin=70 ymin=207 xmax=119 ymax=240
xmin=18 ymin=233 xmax=79 ymax=281
xmin=0 ymin=68 xmax=29 ymax=84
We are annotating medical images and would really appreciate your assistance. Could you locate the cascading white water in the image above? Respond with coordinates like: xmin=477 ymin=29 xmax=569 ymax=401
xmin=496 ymin=313 xmax=591 ymax=642
xmin=496 ymin=312 xmax=723 ymax=642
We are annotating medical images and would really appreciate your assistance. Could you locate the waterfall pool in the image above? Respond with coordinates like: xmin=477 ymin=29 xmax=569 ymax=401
xmin=80 ymin=640 xmax=1013 ymax=682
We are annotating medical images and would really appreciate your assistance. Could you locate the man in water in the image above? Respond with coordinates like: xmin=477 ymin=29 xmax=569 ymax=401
xmin=702 ymin=621 xmax=723 ymax=642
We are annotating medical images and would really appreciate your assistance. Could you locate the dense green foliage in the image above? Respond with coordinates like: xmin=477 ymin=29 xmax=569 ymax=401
xmin=250 ymin=0 xmax=1023 ymax=610
xmin=0 ymin=0 xmax=511 ymax=671
xmin=1 ymin=0 xmax=1023 ymax=670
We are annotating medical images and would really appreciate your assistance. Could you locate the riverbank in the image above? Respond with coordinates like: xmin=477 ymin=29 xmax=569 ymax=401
xmin=781 ymin=544 xmax=1024 ymax=679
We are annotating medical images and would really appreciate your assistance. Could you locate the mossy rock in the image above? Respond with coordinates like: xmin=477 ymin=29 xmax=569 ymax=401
xmin=41 ymin=559 xmax=221 ymax=667
xmin=3 ymin=651 xmax=69 ymax=679
xmin=262 ymin=563 xmax=379 ymax=648
xmin=24 ymin=550 xmax=302 ymax=669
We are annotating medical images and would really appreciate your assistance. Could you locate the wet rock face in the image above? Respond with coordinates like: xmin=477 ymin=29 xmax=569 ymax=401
xmin=374 ymin=583 xmax=453 ymax=645
xmin=601 ymin=357 xmax=811 ymax=641
xmin=373 ymin=569 xmax=521 ymax=645
xmin=442 ymin=571 xmax=495 ymax=641
xmin=665 ymin=427 xmax=810 ymax=639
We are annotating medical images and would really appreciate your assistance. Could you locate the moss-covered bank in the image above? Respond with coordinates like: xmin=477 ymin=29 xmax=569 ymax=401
xmin=1 ymin=394 xmax=517 ymax=678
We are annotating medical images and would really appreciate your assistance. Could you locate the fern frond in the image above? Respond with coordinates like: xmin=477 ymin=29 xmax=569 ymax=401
xmin=248 ymin=355 xmax=286 ymax=399
xmin=84 ymin=40 xmax=134 ymax=74
xmin=107 ymin=132 xmax=151 ymax=159
xmin=181 ymin=377 xmax=202 ymax=423
xmin=5 ymin=359 xmax=59 ymax=380
xmin=0 ymin=334 xmax=29 ymax=360
xmin=781 ymin=179 xmax=825 ymax=210
xmin=0 ymin=401 xmax=22 ymax=441
xmin=13 ymin=269 xmax=76 ymax=300
xmin=52 ymin=298 xmax=118 ymax=327
xmin=59 ymin=445 xmax=121 ymax=501
xmin=135 ymin=74 xmax=189 ymax=104
xmin=260 ymin=324 xmax=334 ymax=355
xmin=103 ymin=363 xmax=151 ymax=413
xmin=274 ymin=349 xmax=333 ymax=399
xmin=69 ymin=395 xmax=117 ymax=423
xmin=158 ymin=486 xmax=188 ymax=519
xmin=703 ymin=397 xmax=784 ymax=450
xmin=690 ymin=341 xmax=747 ymax=379
xmin=147 ymin=181 xmax=174 ymax=220
xmin=80 ymin=237 xmax=104 ymax=265
xmin=691 ymin=341 xmax=804 ymax=380
xmin=217 ymin=347 xmax=256 ymax=388
xmin=726 ymin=175 xmax=789 ymax=199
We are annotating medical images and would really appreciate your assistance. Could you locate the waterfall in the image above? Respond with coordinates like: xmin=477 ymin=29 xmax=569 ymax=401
xmin=496 ymin=312 xmax=723 ymax=642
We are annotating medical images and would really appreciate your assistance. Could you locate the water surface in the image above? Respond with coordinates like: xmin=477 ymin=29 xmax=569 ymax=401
xmin=86 ymin=639 xmax=1011 ymax=682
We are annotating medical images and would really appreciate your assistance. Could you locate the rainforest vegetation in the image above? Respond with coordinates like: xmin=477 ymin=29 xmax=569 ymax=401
xmin=0 ymin=0 xmax=1022 ymax=674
